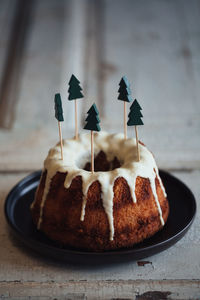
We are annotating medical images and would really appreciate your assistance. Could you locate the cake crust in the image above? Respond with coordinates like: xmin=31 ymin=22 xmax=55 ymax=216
xmin=31 ymin=170 xmax=169 ymax=251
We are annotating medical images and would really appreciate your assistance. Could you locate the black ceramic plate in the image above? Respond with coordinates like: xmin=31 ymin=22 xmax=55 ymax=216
xmin=4 ymin=170 xmax=196 ymax=264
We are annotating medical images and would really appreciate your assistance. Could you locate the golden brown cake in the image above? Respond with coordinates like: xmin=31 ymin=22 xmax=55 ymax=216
xmin=31 ymin=132 xmax=169 ymax=251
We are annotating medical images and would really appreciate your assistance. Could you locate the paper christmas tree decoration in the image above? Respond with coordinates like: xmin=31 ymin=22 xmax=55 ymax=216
xmin=118 ymin=76 xmax=133 ymax=103
xmin=118 ymin=76 xmax=133 ymax=139
xmin=84 ymin=103 xmax=101 ymax=132
xmin=54 ymin=93 xmax=64 ymax=159
xmin=68 ymin=74 xmax=84 ymax=140
xmin=127 ymin=99 xmax=143 ymax=126
xmin=84 ymin=103 xmax=101 ymax=173
xmin=127 ymin=99 xmax=144 ymax=161
xmin=68 ymin=74 xmax=84 ymax=100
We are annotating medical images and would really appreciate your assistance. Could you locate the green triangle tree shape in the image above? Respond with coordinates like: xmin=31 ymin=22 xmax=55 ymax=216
xmin=68 ymin=74 xmax=84 ymax=100
xmin=86 ymin=113 xmax=100 ymax=123
xmin=118 ymin=76 xmax=133 ymax=103
xmin=127 ymin=99 xmax=144 ymax=126
xmin=54 ymin=93 xmax=64 ymax=122
xmin=118 ymin=85 xmax=131 ymax=95
xmin=119 ymin=76 xmax=130 ymax=88
xmin=84 ymin=103 xmax=101 ymax=132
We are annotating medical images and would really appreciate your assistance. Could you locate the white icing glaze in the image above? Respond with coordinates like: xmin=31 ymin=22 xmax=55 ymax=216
xmin=32 ymin=131 xmax=167 ymax=240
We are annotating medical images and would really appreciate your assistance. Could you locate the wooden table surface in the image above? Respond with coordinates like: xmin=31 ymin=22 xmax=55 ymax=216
xmin=0 ymin=0 xmax=199 ymax=299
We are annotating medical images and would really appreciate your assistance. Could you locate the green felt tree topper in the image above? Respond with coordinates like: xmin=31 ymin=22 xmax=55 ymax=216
xmin=68 ymin=74 xmax=84 ymax=100
xmin=54 ymin=93 xmax=64 ymax=122
xmin=84 ymin=103 xmax=101 ymax=132
xmin=127 ymin=99 xmax=143 ymax=126
xmin=118 ymin=76 xmax=133 ymax=103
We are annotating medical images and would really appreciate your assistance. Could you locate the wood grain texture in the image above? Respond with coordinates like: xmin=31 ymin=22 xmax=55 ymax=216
xmin=0 ymin=280 xmax=200 ymax=299
xmin=0 ymin=0 xmax=17 ymax=83
xmin=0 ymin=0 xmax=34 ymax=129
xmin=0 ymin=0 xmax=199 ymax=171
xmin=101 ymin=0 xmax=200 ymax=169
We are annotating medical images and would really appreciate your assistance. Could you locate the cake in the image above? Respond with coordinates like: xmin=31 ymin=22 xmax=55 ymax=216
xmin=31 ymin=131 xmax=169 ymax=251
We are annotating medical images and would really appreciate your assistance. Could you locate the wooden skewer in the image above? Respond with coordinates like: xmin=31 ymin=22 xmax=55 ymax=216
xmin=135 ymin=125 xmax=140 ymax=161
xmin=91 ymin=130 xmax=94 ymax=173
xmin=58 ymin=121 xmax=63 ymax=160
xmin=124 ymin=101 xmax=127 ymax=139
xmin=75 ymin=99 xmax=78 ymax=140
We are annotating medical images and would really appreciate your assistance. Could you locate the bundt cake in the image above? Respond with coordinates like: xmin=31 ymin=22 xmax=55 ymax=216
xmin=31 ymin=131 xmax=169 ymax=251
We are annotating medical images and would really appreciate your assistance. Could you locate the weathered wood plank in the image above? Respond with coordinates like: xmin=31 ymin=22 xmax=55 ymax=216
xmin=80 ymin=0 xmax=105 ymax=123
xmin=0 ymin=0 xmax=17 ymax=79
xmin=0 ymin=0 xmax=199 ymax=171
xmin=101 ymin=0 xmax=200 ymax=168
xmin=0 ymin=0 xmax=73 ymax=170
xmin=0 ymin=0 xmax=89 ymax=171
xmin=102 ymin=0 xmax=200 ymax=117
xmin=0 ymin=0 xmax=34 ymax=129
xmin=59 ymin=0 xmax=88 ymax=132
xmin=0 ymin=280 xmax=200 ymax=299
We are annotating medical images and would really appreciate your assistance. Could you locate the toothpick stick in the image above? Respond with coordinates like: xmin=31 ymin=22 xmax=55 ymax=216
xmin=91 ymin=130 xmax=94 ymax=173
xmin=58 ymin=121 xmax=63 ymax=160
xmin=84 ymin=103 xmax=101 ymax=172
xmin=127 ymin=99 xmax=143 ymax=161
xmin=135 ymin=125 xmax=140 ymax=161
xmin=118 ymin=76 xmax=132 ymax=138
xmin=124 ymin=101 xmax=127 ymax=139
xmin=75 ymin=99 xmax=78 ymax=140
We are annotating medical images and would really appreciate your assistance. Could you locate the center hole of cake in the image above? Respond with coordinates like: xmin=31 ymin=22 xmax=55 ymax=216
xmin=83 ymin=150 xmax=121 ymax=172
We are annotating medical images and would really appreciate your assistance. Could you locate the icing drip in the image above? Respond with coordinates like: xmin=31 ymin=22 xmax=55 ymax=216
xmin=157 ymin=172 xmax=167 ymax=198
xmin=149 ymin=174 xmax=165 ymax=226
xmin=37 ymin=172 xmax=51 ymax=229
xmin=33 ymin=131 xmax=167 ymax=239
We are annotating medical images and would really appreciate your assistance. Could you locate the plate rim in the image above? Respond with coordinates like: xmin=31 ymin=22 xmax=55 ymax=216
xmin=4 ymin=169 xmax=197 ymax=258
